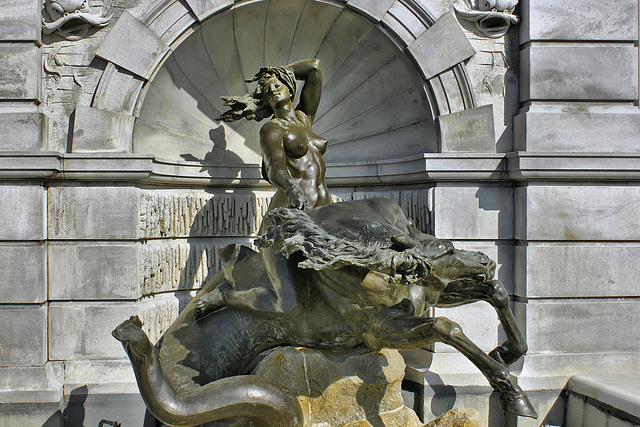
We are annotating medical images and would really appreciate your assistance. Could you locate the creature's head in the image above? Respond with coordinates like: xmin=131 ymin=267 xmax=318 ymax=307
xmin=391 ymin=234 xmax=496 ymax=291
xmin=477 ymin=0 xmax=518 ymax=13
xmin=43 ymin=0 xmax=111 ymax=40
xmin=112 ymin=316 xmax=153 ymax=362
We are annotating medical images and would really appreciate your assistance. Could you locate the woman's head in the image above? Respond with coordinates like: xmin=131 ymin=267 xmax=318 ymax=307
xmin=217 ymin=66 xmax=296 ymax=123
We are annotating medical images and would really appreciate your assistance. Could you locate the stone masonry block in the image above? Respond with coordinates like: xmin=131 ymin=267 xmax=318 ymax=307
xmin=0 ymin=245 xmax=46 ymax=303
xmin=438 ymin=105 xmax=495 ymax=152
xmin=434 ymin=186 xmax=513 ymax=240
xmin=182 ymin=0 xmax=231 ymax=21
xmin=71 ymin=106 xmax=134 ymax=153
xmin=96 ymin=11 xmax=169 ymax=79
xmin=0 ymin=185 xmax=46 ymax=240
xmin=0 ymin=43 xmax=40 ymax=100
xmin=49 ymin=301 xmax=138 ymax=360
xmin=520 ymin=0 xmax=639 ymax=42
xmin=0 ymin=112 xmax=47 ymax=151
xmin=515 ymin=186 xmax=640 ymax=241
xmin=520 ymin=299 xmax=640 ymax=354
xmin=0 ymin=364 xmax=63 ymax=404
xmin=408 ymin=12 xmax=475 ymax=79
xmin=48 ymin=186 xmax=139 ymax=240
xmin=348 ymin=0 xmax=395 ymax=22
xmin=434 ymin=302 xmax=500 ymax=354
xmin=48 ymin=244 xmax=140 ymax=300
xmin=514 ymin=105 xmax=640 ymax=152
xmin=0 ymin=0 xmax=42 ymax=42
xmin=0 ymin=305 xmax=46 ymax=366
xmin=521 ymin=44 xmax=638 ymax=101
xmin=515 ymin=244 xmax=640 ymax=298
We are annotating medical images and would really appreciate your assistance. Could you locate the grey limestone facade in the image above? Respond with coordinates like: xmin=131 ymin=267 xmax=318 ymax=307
xmin=0 ymin=0 xmax=639 ymax=425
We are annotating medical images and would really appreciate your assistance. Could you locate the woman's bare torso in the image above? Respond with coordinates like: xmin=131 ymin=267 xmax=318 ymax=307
xmin=265 ymin=110 xmax=330 ymax=209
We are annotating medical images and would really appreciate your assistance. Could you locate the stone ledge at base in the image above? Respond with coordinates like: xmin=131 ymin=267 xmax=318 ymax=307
xmin=566 ymin=374 xmax=640 ymax=427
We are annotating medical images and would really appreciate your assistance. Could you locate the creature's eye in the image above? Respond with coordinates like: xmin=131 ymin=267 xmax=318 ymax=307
xmin=437 ymin=244 xmax=446 ymax=250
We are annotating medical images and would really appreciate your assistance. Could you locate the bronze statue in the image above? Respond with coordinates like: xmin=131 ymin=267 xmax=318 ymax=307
xmin=114 ymin=60 xmax=537 ymax=426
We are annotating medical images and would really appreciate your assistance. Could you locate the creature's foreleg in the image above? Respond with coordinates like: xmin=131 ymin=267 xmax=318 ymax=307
xmin=363 ymin=311 xmax=536 ymax=419
xmin=438 ymin=279 xmax=527 ymax=366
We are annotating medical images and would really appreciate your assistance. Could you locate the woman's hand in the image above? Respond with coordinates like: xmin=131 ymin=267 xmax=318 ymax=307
xmin=286 ymin=186 xmax=308 ymax=210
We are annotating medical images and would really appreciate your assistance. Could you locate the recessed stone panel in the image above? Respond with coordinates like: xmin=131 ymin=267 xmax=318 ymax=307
xmin=0 ymin=305 xmax=46 ymax=366
xmin=48 ymin=244 xmax=140 ymax=300
xmin=520 ymin=0 xmax=639 ymax=42
xmin=0 ymin=0 xmax=42 ymax=41
xmin=0 ymin=43 xmax=40 ymax=100
xmin=520 ymin=299 xmax=640 ymax=354
xmin=182 ymin=0 xmax=230 ymax=21
xmin=408 ymin=12 xmax=475 ymax=79
xmin=521 ymin=44 xmax=639 ymax=101
xmin=0 ymin=112 xmax=47 ymax=151
xmin=514 ymin=105 xmax=640 ymax=152
xmin=434 ymin=186 xmax=513 ymax=240
xmin=48 ymin=186 xmax=139 ymax=240
xmin=438 ymin=105 xmax=495 ymax=153
xmin=516 ymin=244 xmax=640 ymax=298
xmin=0 ymin=245 xmax=46 ymax=303
xmin=515 ymin=186 xmax=640 ymax=241
xmin=347 ymin=0 xmax=395 ymax=22
xmin=71 ymin=106 xmax=134 ymax=153
xmin=0 ymin=185 xmax=46 ymax=241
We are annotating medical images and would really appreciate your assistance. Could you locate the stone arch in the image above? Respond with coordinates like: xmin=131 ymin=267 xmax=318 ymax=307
xmin=81 ymin=0 xmax=486 ymax=173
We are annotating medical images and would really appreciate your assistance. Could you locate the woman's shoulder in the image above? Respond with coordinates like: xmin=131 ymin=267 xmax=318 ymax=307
xmin=294 ymin=109 xmax=312 ymax=126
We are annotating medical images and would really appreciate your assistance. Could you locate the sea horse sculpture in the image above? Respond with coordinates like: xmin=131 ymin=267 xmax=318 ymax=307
xmin=114 ymin=197 xmax=537 ymax=426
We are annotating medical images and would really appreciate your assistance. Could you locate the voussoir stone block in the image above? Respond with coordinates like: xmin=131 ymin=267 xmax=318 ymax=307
xmin=347 ymin=0 xmax=395 ymax=21
xmin=520 ymin=44 xmax=638 ymax=101
xmin=438 ymin=105 xmax=495 ymax=152
xmin=514 ymin=105 xmax=640 ymax=152
xmin=0 ymin=305 xmax=47 ymax=366
xmin=520 ymin=0 xmax=639 ymax=42
xmin=96 ymin=11 xmax=169 ymax=80
xmin=182 ymin=0 xmax=231 ymax=21
xmin=71 ymin=106 xmax=134 ymax=153
xmin=515 ymin=186 xmax=640 ymax=241
xmin=0 ymin=112 xmax=47 ymax=151
xmin=516 ymin=244 xmax=640 ymax=298
xmin=48 ymin=244 xmax=140 ymax=300
xmin=434 ymin=186 xmax=513 ymax=240
xmin=0 ymin=245 xmax=46 ymax=303
xmin=0 ymin=43 xmax=40 ymax=101
xmin=408 ymin=12 xmax=476 ymax=79
xmin=0 ymin=0 xmax=42 ymax=41
xmin=48 ymin=186 xmax=139 ymax=240
xmin=0 ymin=185 xmax=46 ymax=240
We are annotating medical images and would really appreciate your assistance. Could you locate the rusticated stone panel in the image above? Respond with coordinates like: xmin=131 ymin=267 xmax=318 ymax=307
xmin=139 ymin=242 xmax=227 ymax=295
xmin=138 ymin=191 xmax=273 ymax=239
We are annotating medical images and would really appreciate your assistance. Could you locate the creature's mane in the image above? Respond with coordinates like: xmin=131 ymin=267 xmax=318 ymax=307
xmin=256 ymin=207 xmax=430 ymax=284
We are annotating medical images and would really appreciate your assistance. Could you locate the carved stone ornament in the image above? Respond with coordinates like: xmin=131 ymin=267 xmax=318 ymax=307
xmin=43 ymin=0 xmax=112 ymax=41
xmin=454 ymin=0 xmax=519 ymax=38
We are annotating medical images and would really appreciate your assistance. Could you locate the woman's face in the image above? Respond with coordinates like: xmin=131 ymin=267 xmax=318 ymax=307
xmin=261 ymin=75 xmax=291 ymax=109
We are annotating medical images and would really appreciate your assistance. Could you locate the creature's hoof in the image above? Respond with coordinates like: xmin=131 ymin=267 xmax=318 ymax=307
xmin=498 ymin=392 xmax=538 ymax=419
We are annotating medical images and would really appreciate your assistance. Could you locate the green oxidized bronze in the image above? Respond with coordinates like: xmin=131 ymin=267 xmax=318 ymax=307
xmin=113 ymin=59 xmax=536 ymax=426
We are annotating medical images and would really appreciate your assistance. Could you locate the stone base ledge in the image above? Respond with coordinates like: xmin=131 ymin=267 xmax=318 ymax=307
xmin=567 ymin=374 xmax=640 ymax=422
xmin=4 ymin=152 xmax=640 ymax=185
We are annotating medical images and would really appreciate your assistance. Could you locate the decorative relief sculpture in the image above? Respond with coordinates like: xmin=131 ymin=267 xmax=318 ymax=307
xmin=114 ymin=59 xmax=536 ymax=425
xmin=43 ymin=0 xmax=112 ymax=40
xmin=454 ymin=0 xmax=519 ymax=38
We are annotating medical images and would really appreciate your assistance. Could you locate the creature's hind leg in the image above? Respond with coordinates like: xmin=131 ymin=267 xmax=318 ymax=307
xmin=438 ymin=279 xmax=527 ymax=366
xmin=364 ymin=312 xmax=536 ymax=418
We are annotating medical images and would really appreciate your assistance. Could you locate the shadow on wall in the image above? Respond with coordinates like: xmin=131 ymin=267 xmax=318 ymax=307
xmin=43 ymin=385 xmax=88 ymax=427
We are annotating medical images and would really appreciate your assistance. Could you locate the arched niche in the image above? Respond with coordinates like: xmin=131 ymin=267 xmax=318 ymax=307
xmin=87 ymin=0 xmax=484 ymax=178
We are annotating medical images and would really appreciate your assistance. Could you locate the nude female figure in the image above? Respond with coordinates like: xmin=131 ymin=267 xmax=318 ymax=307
xmin=196 ymin=59 xmax=330 ymax=317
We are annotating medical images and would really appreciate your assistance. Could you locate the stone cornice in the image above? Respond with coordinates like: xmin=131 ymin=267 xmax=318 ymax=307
xmin=2 ymin=152 xmax=640 ymax=186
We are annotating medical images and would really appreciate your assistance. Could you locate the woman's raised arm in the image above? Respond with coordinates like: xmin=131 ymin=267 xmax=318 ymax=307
xmin=288 ymin=59 xmax=322 ymax=122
